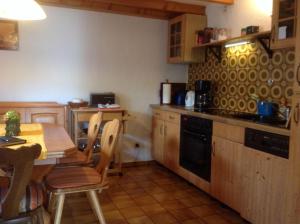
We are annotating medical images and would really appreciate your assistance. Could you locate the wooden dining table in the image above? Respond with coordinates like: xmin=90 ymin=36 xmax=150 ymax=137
xmin=0 ymin=123 xmax=77 ymax=183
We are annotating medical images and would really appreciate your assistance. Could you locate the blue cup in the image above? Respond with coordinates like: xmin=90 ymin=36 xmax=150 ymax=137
xmin=257 ymin=101 xmax=273 ymax=117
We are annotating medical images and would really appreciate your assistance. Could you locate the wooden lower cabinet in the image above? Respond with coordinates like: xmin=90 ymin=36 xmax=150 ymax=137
xmin=211 ymin=136 xmax=242 ymax=212
xmin=164 ymin=121 xmax=180 ymax=172
xmin=152 ymin=117 xmax=165 ymax=164
xmin=241 ymin=147 xmax=288 ymax=224
xmin=152 ymin=111 xmax=180 ymax=173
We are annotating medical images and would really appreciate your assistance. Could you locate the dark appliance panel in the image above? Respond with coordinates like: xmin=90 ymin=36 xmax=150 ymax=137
xmin=244 ymin=128 xmax=289 ymax=159
xmin=180 ymin=115 xmax=212 ymax=182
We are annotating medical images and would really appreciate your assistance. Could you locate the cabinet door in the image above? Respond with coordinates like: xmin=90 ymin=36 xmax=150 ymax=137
xmin=286 ymin=95 xmax=300 ymax=223
xmin=241 ymin=147 xmax=288 ymax=224
xmin=152 ymin=117 xmax=164 ymax=164
xmin=293 ymin=2 xmax=300 ymax=93
xmin=271 ymin=0 xmax=297 ymax=49
xmin=168 ymin=15 xmax=185 ymax=63
xmin=164 ymin=121 xmax=180 ymax=172
xmin=211 ymin=136 xmax=242 ymax=212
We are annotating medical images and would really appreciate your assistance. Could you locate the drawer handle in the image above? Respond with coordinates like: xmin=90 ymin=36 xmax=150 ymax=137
xmin=169 ymin=115 xmax=175 ymax=120
xmin=297 ymin=64 xmax=300 ymax=85
xmin=294 ymin=103 xmax=300 ymax=124
xmin=155 ymin=113 xmax=161 ymax=116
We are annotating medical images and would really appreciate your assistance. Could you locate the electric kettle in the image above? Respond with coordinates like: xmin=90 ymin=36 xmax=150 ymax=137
xmin=185 ymin=91 xmax=195 ymax=107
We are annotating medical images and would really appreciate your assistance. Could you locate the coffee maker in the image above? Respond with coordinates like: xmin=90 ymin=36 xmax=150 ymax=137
xmin=194 ymin=80 xmax=212 ymax=111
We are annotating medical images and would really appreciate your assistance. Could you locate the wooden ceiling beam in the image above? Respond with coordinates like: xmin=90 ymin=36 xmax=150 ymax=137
xmin=199 ymin=0 xmax=234 ymax=5
xmin=37 ymin=0 xmax=206 ymax=20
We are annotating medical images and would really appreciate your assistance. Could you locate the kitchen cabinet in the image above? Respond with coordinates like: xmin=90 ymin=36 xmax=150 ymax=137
xmin=293 ymin=2 xmax=300 ymax=93
xmin=152 ymin=116 xmax=164 ymax=164
xmin=286 ymin=95 xmax=300 ymax=223
xmin=271 ymin=0 xmax=298 ymax=49
xmin=211 ymin=136 xmax=242 ymax=212
xmin=211 ymin=122 xmax=244 ymax=212
xmin=241 ymin=147 xmax=288 ymax=224
xmin=168 ymin=14 xmax=206 ymax=63
xmin=152 ymin=109 xmax=180 ymax=172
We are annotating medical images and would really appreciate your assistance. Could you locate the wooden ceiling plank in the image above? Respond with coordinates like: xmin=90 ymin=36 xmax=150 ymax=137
xmin=199 ymin=0 xmax=234 ymax=5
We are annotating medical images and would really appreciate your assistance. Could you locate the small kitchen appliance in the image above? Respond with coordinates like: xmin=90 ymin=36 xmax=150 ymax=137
xmin=194 ymin=80 xmax=212 ymax=111
xmin=160 ymin=82 xmax=186 ymax=105
xmin=185 ymin=91 xmax=195 ymax=107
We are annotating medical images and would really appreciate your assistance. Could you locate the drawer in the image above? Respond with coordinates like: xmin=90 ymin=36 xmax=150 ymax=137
xmin=165 ymin=112 xmax=180 ymax=124
xmin=77 ymin=112 xmax=123 ymax=122
xmin=213 ymin=122 xmax=245 ymax=143
xmin=153 ymin=110 xmax=165 ymax=120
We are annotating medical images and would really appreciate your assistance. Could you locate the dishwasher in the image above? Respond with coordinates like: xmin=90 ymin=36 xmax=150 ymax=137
xmin=244 ymin=128 xmax=290 ymax=159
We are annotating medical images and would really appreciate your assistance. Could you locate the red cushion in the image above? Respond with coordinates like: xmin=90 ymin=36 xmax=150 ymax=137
xmin=0 ymin=182 xmax=44 ymax=215
xmin=46 ymin=167 xmax=102 ymax=189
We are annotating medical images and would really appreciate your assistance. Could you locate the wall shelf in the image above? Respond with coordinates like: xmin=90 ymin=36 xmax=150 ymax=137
xmin=193 ymin=31 xmax=273 ymax=62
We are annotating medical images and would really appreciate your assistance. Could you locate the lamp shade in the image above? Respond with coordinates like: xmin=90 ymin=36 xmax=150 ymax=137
xmin=0 ymin=0 xmax=46 ymax=20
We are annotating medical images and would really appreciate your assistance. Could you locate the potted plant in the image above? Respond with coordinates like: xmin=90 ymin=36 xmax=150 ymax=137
xmin=4 ymin=110 xmax=21 ymax=136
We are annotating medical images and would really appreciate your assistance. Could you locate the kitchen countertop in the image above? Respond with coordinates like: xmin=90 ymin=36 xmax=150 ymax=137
xmin=150 ymin=104 xmax=290 ymax=136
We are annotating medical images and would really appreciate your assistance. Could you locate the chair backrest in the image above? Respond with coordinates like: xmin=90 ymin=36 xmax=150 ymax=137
xmin=96 ymin=119 xmax=121 ymax=183
xmin=84 ymin=112 xmax=103 ymax=162
xmin=0 ymin=144 xmax=41 ymax=219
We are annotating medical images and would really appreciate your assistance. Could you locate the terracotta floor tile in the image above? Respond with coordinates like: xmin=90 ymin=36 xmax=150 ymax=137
xmin=144 ymin=186 xmax=166 ymax=195
xmin=181 ymin=219 xmax=206 ymax=224
xmin=152 ymin=192 xmax=176 ymax=202
xmin=220 ymin=210 xmax=247 ymax=224
xmin=113 ymin=198 xmax=137 ymax=209
xmin=169 ymin=208 xmax=198 ymax=222
xmin=101 ymin=201 xmax=118 ymax=212
xmin=127 ymin=215 xmax=154 ymax=224
xmin=150 ymin=211 xmax=179 ymax=224
xmin=189 ymin=205 xmax=217 ymax=218
xmin=160 ymin=200 xmax=186 ymax=211
xmin=103 ymin=210 xmax=126 ymax=222
xmin=134 ymin=195 xmax=157 ymax=206
xmin=138 ymin=181 xmax=158 ymax=189
xmin=202 ymin=214 xmax=231 ymax=224
xmin=141 ymin=203 xmax=166 ymax=215
xmin=119 ymin=206 xmax=145 ymax=219
xmin=178 ymin=197 xmax=205 ymax=208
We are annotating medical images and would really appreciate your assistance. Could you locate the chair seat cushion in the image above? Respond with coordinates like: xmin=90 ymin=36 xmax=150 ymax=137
xmin=0 ymin=182 xmax=44 ymax=215
xmin=46 ymin=167 xmax=102 ymax=190
xmin=57 ymin=151 xmax=88 ymax=166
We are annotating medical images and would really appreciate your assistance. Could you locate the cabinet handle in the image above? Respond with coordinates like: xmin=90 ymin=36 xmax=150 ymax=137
xmin=164 ymin=126 xmax=167 ymax=136
xmin=169 ymin=115 xmax=175 ymax=120
xmin=212 ymin=142 xmax=216 ymax=157
xmin=155 ymin=112 xmax=160 ymax=116
xmin=296 ymin=64 xmax=300 ymax=85
xmin=294 ymin=103 xmax=300 ymax=124
xmin=160 ymin=125 xmax=163 ymax=136
xmin=271 ymin=25 xmax=275 ymax=43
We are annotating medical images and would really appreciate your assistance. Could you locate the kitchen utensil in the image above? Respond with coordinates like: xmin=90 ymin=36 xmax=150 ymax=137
xmin=185 ymin=91 xmax=195 ymax=107
xmin=257 ymin=101 xmax=278 ymax=117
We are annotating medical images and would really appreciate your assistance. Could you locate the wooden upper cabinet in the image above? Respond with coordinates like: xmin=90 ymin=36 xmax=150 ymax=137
xmin=168 ymin=14 xmax=207 ymax=64
xmin=271 ymin=0 xmax=298 ymax=49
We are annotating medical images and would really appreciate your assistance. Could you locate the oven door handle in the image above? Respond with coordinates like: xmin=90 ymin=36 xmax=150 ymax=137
xmin=182 ymin=130 xmax=208 ymax=141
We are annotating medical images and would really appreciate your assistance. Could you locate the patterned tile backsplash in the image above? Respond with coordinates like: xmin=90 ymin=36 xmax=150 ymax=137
xmin=188 ymin=41 xmax=295 ymax=113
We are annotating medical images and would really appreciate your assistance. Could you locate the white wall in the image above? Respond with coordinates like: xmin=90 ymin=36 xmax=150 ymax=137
xmin=207 ymin=0 xmax=272 ymax=37
xmin=0 ymin=6 xmax=188 ymax=162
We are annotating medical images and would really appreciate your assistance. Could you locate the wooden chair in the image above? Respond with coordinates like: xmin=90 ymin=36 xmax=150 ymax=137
xmin=0 ymin=144 xmax=47 ymax=224
xmin=46 ymin=119 xmax=121 ymax=224
xmin=57 ymin=112 xmax=103 ymax=166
